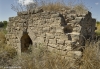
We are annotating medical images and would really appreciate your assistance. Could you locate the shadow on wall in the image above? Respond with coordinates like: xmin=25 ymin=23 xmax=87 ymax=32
xmin=63 ymin=24 xmax=73 ymax=33
xmin=21 ymin=31 xmax=32 ymax=53
xmin=63 ymin=24 xmax=73 ymax=40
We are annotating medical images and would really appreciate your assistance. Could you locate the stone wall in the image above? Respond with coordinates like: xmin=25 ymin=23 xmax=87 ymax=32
xmin=6 ymin=8 xmax=96 ymax=57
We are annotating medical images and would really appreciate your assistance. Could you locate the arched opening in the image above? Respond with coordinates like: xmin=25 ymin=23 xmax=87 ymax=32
xmin=21 ymin=31 xmax=32 ymax=53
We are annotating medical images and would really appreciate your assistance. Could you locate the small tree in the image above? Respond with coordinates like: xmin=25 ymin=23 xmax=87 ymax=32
xmin=96 ymin=21 xmax=100 ymax=24
xmin=0 ymin=21 xmax=4 ymax=27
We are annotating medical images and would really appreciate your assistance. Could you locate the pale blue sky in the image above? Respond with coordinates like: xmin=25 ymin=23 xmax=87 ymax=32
xmin=0 ymin=0 xmax=100 ymax=21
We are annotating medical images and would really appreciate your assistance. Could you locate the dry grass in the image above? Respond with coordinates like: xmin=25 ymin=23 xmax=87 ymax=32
xmin=0 ymin=32 xmax=17 ymax=67
xmin=80 ymin=42 xmax=100 ymax=69
xmin=0 ymin=42 xmax=99 ymax=69
xmin=7 ymin=45 xmax=80 ymax=69
xmin=40 ymin=1 xmax=69 ymax=11
xmin=0 ymin=32 xmax=6 ymax=44
xmin=39 ymin=0 xmax=88 ymax=13
xmin=73 ymin=3 xmax=88 ymax=14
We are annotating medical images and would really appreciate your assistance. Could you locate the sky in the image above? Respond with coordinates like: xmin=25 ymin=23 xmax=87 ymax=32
xmin=0 ymin=0 xmax=100 ymax=21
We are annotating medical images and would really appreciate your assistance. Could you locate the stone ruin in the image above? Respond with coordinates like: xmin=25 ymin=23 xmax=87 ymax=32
xmin=6 ymin=8 xmax=96 ymax=57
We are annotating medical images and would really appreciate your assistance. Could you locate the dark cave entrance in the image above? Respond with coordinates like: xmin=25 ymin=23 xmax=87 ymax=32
xmin=21 ymin=31 xmax=32 ymax=53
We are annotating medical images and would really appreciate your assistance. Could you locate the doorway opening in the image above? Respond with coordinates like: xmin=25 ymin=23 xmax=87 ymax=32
xmin=21 ymin=31 xmax=32 ymax=53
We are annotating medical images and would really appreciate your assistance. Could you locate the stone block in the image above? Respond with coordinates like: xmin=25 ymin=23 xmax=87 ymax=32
xmin=55 ymin=17 xmax=62 ymax=21
xmin=48 ymin=44 xmax=57 ymax=48
xmin=16 ymin=39 xmax=20 ymax=43
xmin=20 ymin=19 xmax=26 ymax=23
xmin=73 ymin=26 xmax=81 ymax=32
xmin=16 ymin=27 xmax=20 ymax=30
xmin=65 ymin=41 xmax=72 ymax=45
xmin=69 ymin=20 xmax=76 ymax=24
xmin=12 ymin=35 xmax=15 ymax=39
xmin=56 ymin=28 xmax=63 ymax=33
xmin=57 ymin=39 xmax=64 ymax=45
xmin=48 ymin=46 xmax=55 ymax=52
xmin=49 ymin=27 xmax=56 ymax=33
xmin=46 ymin=33 xmax=55 ymax=38
xmin=51 ymin=13 xmax=60 ymax=18
xmin=49 ymin=39 xmax=56 ymax=44
xmin=65 ymin=46 xmax=72 ymax=51
xmin=56 ymin=26 xmax=63 ymax=33
xmin=60 ymin=35 xmax=69 ymax=41
xmin=28 ymin=23 xmax=33 ymax=27
xmin=35 ymin=37 xmax=44 ymax=43
xmin=71 ymin=14 xmax=77 ymax=17
xmin=70 ymin=33 xmax=80 ymax=41
xmin=55 ymin=32 xmax=62 ymax=39
xmin=43 ymin=27 xmax=50 ymax=32
xmin=57 ymin=45 xmax=63 ymax=50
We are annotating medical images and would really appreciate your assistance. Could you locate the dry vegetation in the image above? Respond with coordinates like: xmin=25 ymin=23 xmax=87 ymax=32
xmin=40 ymin=1 xmax=68 ymax=11
xmin=0 ymin=42 xmax=100 ymax=69
xmin=0 ymin=32 xmax=17 ymax=67
xmin=79 ymin=42 xmax=100 ymax=69
xmin=11 ymin=0 xmax=88 ymax=14
xmin=38 ymin=0 xmax=88 ymax=14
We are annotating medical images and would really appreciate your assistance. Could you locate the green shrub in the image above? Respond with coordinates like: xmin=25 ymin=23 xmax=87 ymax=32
xmin=95 ymin=31 xmax=100 ymax=36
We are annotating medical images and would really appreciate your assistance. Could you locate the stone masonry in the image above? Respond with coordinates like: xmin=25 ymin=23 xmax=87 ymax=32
xmin=6 ymin=8 xmax=96 ymax=57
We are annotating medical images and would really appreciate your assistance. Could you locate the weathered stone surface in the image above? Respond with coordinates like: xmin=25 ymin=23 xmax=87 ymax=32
xmin=43 ymin=27 xmax=50 ymax=32
xmin=48 ymin=44 xmax=57 ymax=48
xmin=56 ymin=28 xmax=63 ymax=33
xmin=46 ymin=33 xmax=55 ymax=39
xmin=48 ymin=46 xmax=55 ymax=52
xmin=49 ymin=39 xmax=56 ymax=44
xmin=7 ymin=8 xmax=96 ymax=59
xmin=35 ymin=37 xmax=44 ymax=43
xmin=57 ymin=39 xmax=64 ymax=44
